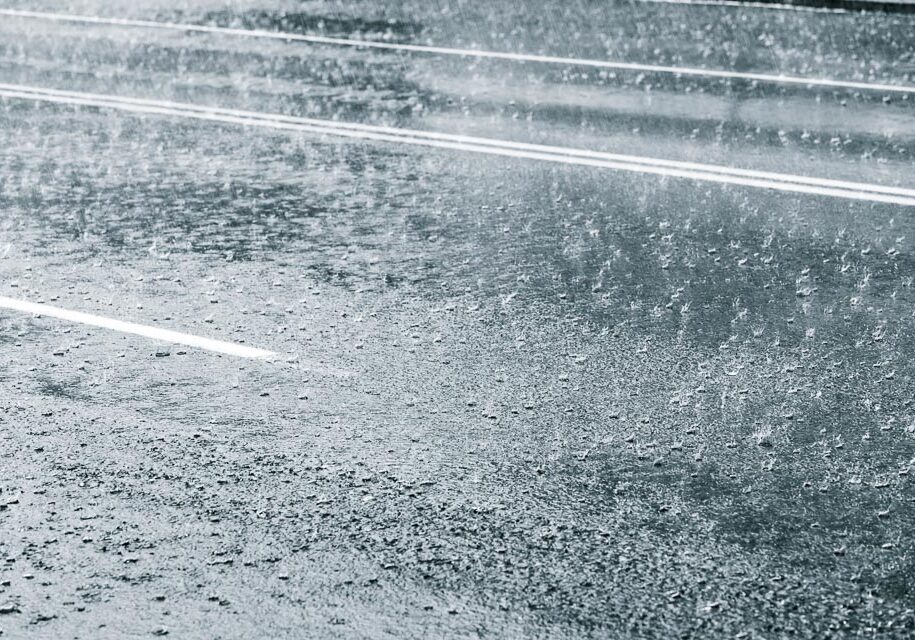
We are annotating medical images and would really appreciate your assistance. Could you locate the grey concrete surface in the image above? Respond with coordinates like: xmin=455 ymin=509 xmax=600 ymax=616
xmin=1 ymin=2 xmax=915 ymax=638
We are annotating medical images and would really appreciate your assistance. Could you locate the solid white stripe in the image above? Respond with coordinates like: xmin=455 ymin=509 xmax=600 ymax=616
xmin=6 ymin=83 xmax=915 ymax=199
xmin=0 ymin=296 xmax=277 ymax=359
xmin=2 ymin=8 xmax=913 ymax=95
xmin=635 ymin=0 xmax=849 ymax=13
xmin=3 ymin=83 xmax=914 ymax=206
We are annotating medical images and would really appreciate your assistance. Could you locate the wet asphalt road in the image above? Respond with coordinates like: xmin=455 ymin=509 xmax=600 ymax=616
xmin=2 ymin=1 xmax=915 ymax=638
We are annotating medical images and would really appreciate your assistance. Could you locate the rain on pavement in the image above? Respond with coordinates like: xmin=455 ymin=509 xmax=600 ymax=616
xmin=1 ymin=1 xmax=915 ymax=638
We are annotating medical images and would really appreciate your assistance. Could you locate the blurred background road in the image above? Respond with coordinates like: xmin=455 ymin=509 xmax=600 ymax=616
xmin=2 ymin=1 xmax=915 ymax=638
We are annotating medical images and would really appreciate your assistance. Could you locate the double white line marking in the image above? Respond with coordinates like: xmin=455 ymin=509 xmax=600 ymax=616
xmin=3 ymin=8 xmax=914 ymax=96
xmin=3 ymin=83 xmax=914 ymax=206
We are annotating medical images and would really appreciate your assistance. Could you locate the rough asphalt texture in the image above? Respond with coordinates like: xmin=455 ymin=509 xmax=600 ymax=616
xmin=2 ymin=0 xmax=915 ymax=638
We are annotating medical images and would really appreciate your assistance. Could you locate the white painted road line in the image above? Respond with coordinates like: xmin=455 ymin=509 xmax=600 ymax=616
xmin=2 ymin=8 xmax=914 ymax=96
xmin=635 ymin=0 xmax=849 ymax=13
xmin=0 ymin=296 xmax=277 ymax=359
xmin=3 ymin=83 xmax=915 ymax=206
xmin=7 ymin=83 xmax=915 ymax=201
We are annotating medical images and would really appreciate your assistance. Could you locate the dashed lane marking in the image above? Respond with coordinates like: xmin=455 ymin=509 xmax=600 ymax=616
xmin=0 ymin=295 xmax=277 ymax=359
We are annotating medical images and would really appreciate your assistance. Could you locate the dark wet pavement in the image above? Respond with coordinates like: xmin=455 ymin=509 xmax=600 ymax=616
xmin=2 ymin=1 xmax=915 ymax=638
